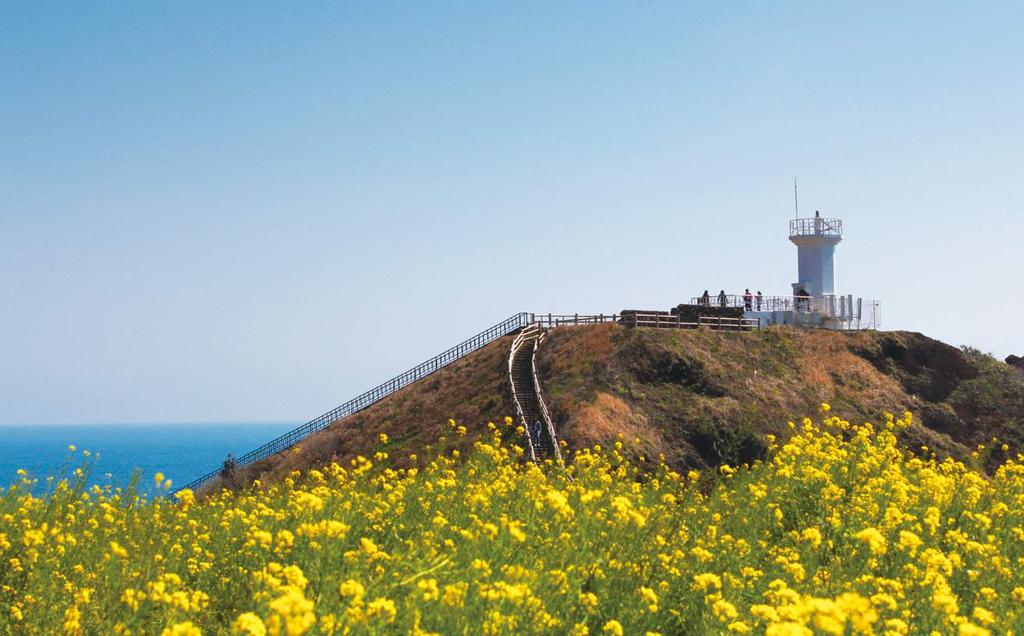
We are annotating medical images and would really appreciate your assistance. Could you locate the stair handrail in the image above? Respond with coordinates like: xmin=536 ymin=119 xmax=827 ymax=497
xmin=531 ymin=330 xmax=563 ymax=465
xmin=179 ymin=312 xmax=531 ymax=494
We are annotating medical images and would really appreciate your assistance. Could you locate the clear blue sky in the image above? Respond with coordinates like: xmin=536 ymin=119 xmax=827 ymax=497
xmin=2 ymin=2 xmax=1021 ymax=425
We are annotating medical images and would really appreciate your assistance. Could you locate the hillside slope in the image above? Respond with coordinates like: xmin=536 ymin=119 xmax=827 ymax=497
xmin=538 ymin=325 xmax=1023 ymax=468
xmin=220 ymin=325 xmax=1024 ymax=488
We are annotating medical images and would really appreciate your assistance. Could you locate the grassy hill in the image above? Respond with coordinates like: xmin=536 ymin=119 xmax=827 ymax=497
xmin=221 ymin=325 xmax=1024 ymax=488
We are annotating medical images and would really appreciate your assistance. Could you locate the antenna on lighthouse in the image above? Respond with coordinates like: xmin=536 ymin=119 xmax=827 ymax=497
xmin=793 ymin=178 xmax=800 ymax=218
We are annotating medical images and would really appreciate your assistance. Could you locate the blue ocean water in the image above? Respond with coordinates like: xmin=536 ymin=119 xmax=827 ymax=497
xmin=0 ymin=422 xmax=297 ymax=494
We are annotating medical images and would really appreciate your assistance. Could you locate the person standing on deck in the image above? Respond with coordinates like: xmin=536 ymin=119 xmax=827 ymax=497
xmin=718 ymin=290 xmax=727 ymax=307
xmin=743 ymin=289 xmax=753 ymax=311
xmin=756 ymin=291 xmax=763 ymax=311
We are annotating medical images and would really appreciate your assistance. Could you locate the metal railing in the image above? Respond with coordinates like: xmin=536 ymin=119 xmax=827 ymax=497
xmin=178 ymin=312 xmax=531 ymax=494
xmin=687 ymin=294 xmax=880 ymax=330
xmin=690 ymin=294 xmax=814 ymax=312
xmin=789 ymin=217 xmax=842 ymax=239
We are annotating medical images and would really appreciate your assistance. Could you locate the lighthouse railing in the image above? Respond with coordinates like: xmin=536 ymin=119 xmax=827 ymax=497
xmin=687 ymin=294 xmax=840 ymax=313
xmin=789 ymin=217 xmax=842 ymax=238
xmin=688 ymin=294 xmax=815 ymax=312
xmin=686 ymin=294 xmax=880 ymax=329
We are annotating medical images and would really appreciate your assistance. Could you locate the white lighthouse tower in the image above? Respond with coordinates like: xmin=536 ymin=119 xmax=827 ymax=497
xmin=733 ymin=210 xmax=877 ymax=330
xmin=789 ymin=211 xmax=842 ymax=300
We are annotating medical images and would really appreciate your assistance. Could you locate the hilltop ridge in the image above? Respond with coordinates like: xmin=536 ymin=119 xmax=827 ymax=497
xmin=219 ymin=325 xmax=1024 ymax=489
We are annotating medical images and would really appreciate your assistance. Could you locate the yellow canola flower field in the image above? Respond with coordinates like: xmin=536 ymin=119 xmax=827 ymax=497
xmin=2 ymin=411 xmax=1024 ymax=635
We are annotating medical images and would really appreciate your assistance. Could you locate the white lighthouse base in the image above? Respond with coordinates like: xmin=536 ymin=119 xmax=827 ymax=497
xmin=744 ymin=310 xmax=843 ymax=330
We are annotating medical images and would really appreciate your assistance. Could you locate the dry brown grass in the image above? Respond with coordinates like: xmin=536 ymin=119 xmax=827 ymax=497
xmin=563 ymin=392 xmax=665 ymax=459
xmin=229 ymin=334 xmax=517 ymax=487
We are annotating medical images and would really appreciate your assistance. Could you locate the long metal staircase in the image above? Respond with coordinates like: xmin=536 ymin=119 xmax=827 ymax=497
xmin=179 ymin=313 xmax=619 ymax=494
xmin=178 ymin=312 xmax=532 ymax=493
xmin=508 ymin=324 xmax=562 ymax=463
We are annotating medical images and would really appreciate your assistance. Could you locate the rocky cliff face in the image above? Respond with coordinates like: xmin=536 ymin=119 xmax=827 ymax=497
xmin=1008 ymin=355 xmax=1024 ymax=374
xmin=224 ymin=325 xmax=1024 ymax=488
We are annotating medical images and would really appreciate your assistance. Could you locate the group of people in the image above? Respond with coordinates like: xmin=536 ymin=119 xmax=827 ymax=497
xmin=698 ymin=289 xmax=764 ymax=311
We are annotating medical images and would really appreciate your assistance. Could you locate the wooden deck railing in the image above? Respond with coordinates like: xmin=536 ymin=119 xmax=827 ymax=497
xmin=621 ymin=312 xmax=758 ymax=331
xmin=530 ymin=313 xmax=619 ymax=328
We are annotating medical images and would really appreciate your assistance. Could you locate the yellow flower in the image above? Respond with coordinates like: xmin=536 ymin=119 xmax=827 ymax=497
xmin=854 ymin=527 xmax=887 ymax=555
xmin=800 ymin=527 xmax=822 ymax=549
xmin=63 ymin=605 xmax=82 ymax=635
xmin=579 ymin=591 xmax=598 ymax=610
xmin=766 ymin=624 xmax=813 ymax=636
xmin=366 ymin=597 xmax=397 ymax=623
xmin=267 ymin=586 xmax=315 ymax=635
xmin=896 ymin=530 xmax=922 ymax=554
xmin=507 ymin=521 xmax=527 ymax=543
xmin=692 ymin=573 xmax=722 ymax=593
xmin=639 ymin=586 xmax=659 ymax=612
xmin=339 ymin=579 xmax=365 ymax=600
xmin=441 ymin=583 xmax=468 ymax=608
xmin=231 ymin=613 xmax=267 ymax=636
xmin=175 ymin=489 xmax=195 ymax=507
xmin=713 ymin=598 xmax=739 ymax=622
xmin=275 ymin=529 xmax=295 ymax=552
xmin=121 ymin=588 xmax=143 ymax=611
xmin=359 ymin=537 xmax=379 ymax=555
xmin=610 ymin=496 xmax=647 ymax=527
xmin=602 ymin=620 xmax=624 ymax=636
xmin=161 ymin=622 xmax=202 ymax=636
xmin=417 ymin=578 xmax=440 ymax=602
xmin=545 ymin=489 xmax=573 ymax=518
xmin=972 ymin=607 xmax=996 ymax=626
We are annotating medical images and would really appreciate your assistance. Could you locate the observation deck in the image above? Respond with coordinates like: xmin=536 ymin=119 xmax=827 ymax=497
xmin=789 ymin=217 xmax=842 ymax=240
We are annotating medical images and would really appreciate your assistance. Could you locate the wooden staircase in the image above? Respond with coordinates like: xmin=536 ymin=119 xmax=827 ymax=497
xmin=508 ymin=324 xmax=561 ymax=462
